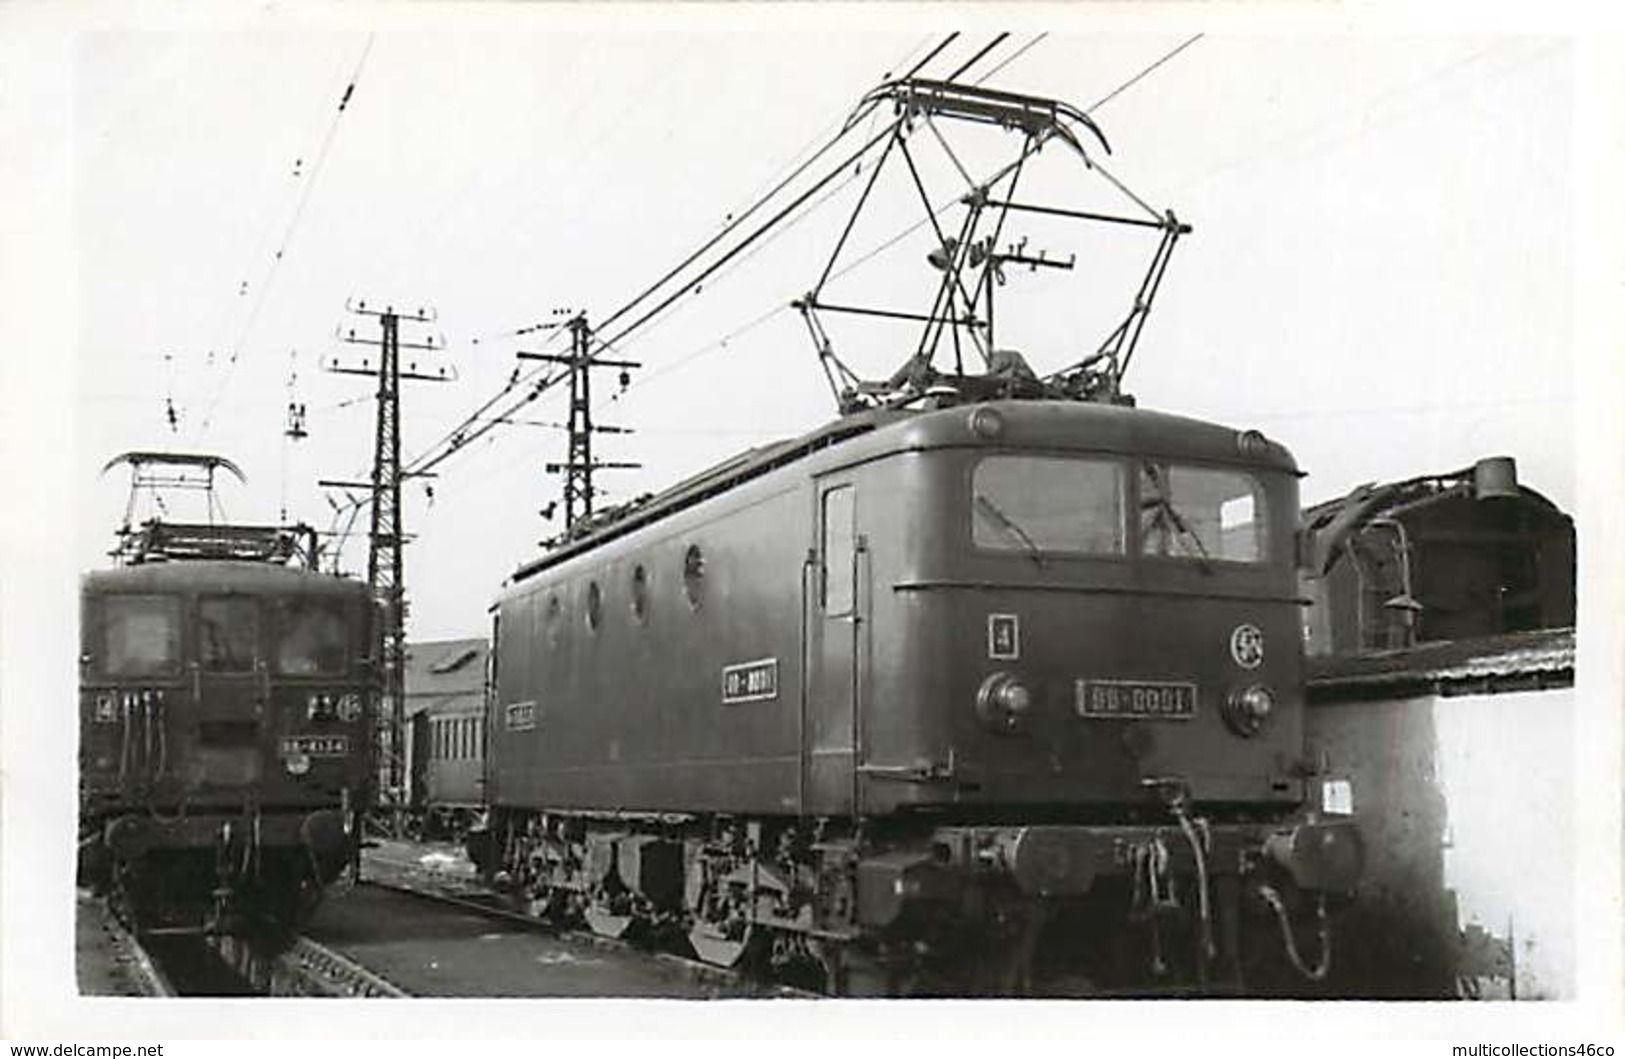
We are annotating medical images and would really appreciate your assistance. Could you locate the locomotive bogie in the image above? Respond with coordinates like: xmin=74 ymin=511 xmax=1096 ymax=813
xmin=470 ymin=804 xmax=1361 ymax=993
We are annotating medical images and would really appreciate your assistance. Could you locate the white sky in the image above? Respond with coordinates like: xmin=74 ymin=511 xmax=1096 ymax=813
xmin=4 ymin=0 xmax=1624 ymax=1044
xmin=67 ymin=19 xmax=1577 ymax=641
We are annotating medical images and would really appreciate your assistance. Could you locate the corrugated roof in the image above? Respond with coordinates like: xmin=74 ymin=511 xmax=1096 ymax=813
xmin=1307 ymin=627 xmax=1574 ymax=703
xmin=403 ymin=638 xmax=487 ymax=703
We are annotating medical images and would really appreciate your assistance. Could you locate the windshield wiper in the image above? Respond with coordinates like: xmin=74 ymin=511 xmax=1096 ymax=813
xmin=975 ymin=493 xmax=1046 ymax=567
xmin=1140 ymin=464 xmax=1214 ymax=575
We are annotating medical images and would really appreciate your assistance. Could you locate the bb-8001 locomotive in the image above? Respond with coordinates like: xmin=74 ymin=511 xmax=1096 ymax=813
xmin=470 ymin=396 xmax=1363 ymax=994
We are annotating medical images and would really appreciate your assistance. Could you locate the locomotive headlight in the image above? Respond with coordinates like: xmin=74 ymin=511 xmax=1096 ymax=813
xmin=336 ymin=693 xmax=362 ymax=723
xmin=307 ymin=693 xmax=334 ymax=721
xmin=968 ymin=407 xmax=1005 ymax=440
xmin=1223 ymin=683 xmax=1275 ymax=737
xmin=1235 ymin=429 xmax=1270 ymax=458
xmin=976 ymin=671 xmax=1034 ymax=733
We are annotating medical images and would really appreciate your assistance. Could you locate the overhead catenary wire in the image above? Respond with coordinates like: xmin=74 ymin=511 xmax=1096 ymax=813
xmin=400 ymin=98 xmax=913 ymax=480
xmin=1086 ymin=33 xmax=1204 ymax=115
xmin=903 ymin=32 xmax=961 ymax=81
xmin=454 ymin=33 xmax=949 ymax=355
xmin=389 ymin=32 xmax=1057 ymax=494
xmin=973 ymin=33 xmax=1048 ymax=86
xmin=395 ymin=33 xmax=1036 ymax=488
xmin=497 ymin=29 xmax=1186 ymax=410
xmin=400 ymin=36 xmax=965 ymax=483
xmin=161 ymin=41 xmax=349 ymax=430
xmin=397 ymin=42 xmax=950 ymax=483
xmin=191 ymin=32 xmax=376 ymax=441
xmin=625 ymin=34 xmax=1539 ymax=435
xmin=630 ymin=31 xmax=1205 ymax=398
xmin=943 ymin=33 xmax=1011 ymax=84
xmin=593 ymin=102 xmax=896 ymax=342
xmin=322 ymin=29 xmax=1205 ymax=575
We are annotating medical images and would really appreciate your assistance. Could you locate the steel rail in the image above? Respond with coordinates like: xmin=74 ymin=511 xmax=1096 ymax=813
xmin=356 ymin=874 xmax=819 ymax=998
xmin=90 ymin=897 xmax=178 ymax=997
xmin=209 ymin=931 xmax=412 ymax=998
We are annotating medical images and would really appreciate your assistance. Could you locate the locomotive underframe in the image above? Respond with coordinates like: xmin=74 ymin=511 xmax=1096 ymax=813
xmin=469 ymin=804 xmax=1360 ymax=995
xmin=80 ymin=802 xmax=358 ymax=935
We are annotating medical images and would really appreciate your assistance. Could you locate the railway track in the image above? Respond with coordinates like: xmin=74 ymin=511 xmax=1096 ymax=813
xmin=79 ymin=891 xmax=407 ymax=998
xmin=210 ymin=931 xmax=409 ymax=997
xmin=82 ymin=869 xmax=811 ymax=998
xmin=355 ymin=874 xmax=819 ymax=998
xmin=76 ymin=892 xmax=176 ymax=997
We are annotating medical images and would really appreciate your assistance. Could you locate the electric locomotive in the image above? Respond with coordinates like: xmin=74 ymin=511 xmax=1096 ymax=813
xmin=471 ymin=396 xmax=1363 ymax=994
xmin=79 ymin=453 xmax=376 ymax=935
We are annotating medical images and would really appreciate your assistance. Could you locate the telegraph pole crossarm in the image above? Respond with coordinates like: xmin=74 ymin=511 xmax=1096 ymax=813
xmin=521 ymin=312 xmax=641 ymax=537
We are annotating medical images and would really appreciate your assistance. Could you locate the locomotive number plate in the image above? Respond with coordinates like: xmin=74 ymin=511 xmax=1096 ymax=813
xmin=506 ymin=701 xmax=536 ymax=732
xmin=721 ymin=658 xmax=779 ymax=705
xmin=281 ymin=735 xmax=349 ymax=757
xmin=1075 ymin=680 xmax=1197 ymax=720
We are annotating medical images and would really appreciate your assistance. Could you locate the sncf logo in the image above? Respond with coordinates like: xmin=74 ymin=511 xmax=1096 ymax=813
xmin=1230 ymin=623 xmax=1264 ymax=669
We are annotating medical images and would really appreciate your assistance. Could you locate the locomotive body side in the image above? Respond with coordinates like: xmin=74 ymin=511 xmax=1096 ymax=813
xmin=490 ymin=401 xmax=1311 ymax=817
xmin=79 ymin=559 xmax=376 ymax=930
xmin=493 ymin=470 xmax=814 ymax=814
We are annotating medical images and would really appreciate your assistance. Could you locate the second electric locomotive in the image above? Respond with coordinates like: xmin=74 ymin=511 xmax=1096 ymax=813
xmin=79 ymin=455 xmax=377 ymax=935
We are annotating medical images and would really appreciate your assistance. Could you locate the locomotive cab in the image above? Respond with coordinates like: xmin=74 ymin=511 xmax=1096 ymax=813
xmin=79 ymin=560 xmax=375 ymax=932
xmin=833 ymin=402 xmax=1311 ymax=816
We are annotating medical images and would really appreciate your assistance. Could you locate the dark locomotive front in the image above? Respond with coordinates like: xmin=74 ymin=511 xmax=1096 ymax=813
xmin=474 ymin=399 xmax=1361 ymax=993
xmin=79 ymin=555 xmax=376 ymax=933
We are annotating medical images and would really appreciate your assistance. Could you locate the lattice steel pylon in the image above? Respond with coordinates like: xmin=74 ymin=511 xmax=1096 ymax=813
xmin=324 ymin=300 xmax=451 ymax=826
xmin=518 ymin=313 xmax=640 ymax=539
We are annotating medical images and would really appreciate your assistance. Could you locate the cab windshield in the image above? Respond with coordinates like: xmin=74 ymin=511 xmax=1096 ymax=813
xmin=972 ymin=456 xmax=1125 ymax=556
xmin=275 ymin=597 xmax=349 ymax=675
xmin=199 ymin=596 xmax=258 ymax=672
xmin=102 ymin=595 xmax=181 ymax=677
xmin=1139 ymin=462 xmax=1268 ymax=564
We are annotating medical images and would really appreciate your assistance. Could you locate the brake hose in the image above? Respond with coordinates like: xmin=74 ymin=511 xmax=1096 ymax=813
xmin=1257 ymin=884 xmax=1332 ymax=981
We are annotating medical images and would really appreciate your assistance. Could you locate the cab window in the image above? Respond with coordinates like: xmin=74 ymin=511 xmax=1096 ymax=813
xmin=972 ymin=456 xmax=1125 ymax=555
xmin=199 ymin=596 xmax=258 ymax=672
xmin=822 ymin=485 xmax=856 ymax=615
xmin=102 ymin=595 xmax=181 ymax=677
xmin=275 ymin=597 xmax=348 ymax=675
xmin=1139 ymin=463 xmax=1269 ymax=564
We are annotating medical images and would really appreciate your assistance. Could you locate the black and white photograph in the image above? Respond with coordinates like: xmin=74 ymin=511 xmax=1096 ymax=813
xmin=2 ymin=0 xmax=1621 ymax=1047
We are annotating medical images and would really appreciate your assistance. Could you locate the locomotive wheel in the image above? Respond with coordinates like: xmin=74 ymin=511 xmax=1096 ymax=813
xmin=584 ymin=906 xmax=636 ymax=940
xmin=689 ymin=919 xmax=758 ymax=968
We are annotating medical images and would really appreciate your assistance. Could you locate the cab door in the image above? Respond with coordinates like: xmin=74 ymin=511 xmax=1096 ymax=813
xmin=805 ymin=478 xmax=869 ymax=814
xmin=192 ymin=593 xmax=267 ymax=793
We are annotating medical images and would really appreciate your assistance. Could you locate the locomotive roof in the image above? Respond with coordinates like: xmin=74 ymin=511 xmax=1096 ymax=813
xmin=510 ymin=398 xmax=1295 ymax=586
xmin=81 ymin=559 xmax=368 ymax=597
